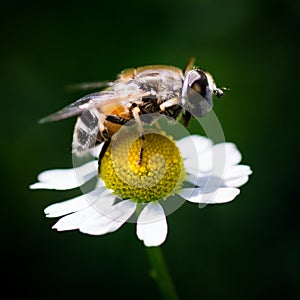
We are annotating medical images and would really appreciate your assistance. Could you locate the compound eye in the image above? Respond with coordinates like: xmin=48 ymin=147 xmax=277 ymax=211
xmin=191 ymin=80 xmax=202 ymax=94
xmin=181 ymin=69 xmax=213 ymax=118
xmin=188 ymin=70 xmax=208 ymax=98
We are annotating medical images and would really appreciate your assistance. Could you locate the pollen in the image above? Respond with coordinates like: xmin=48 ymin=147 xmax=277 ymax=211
xmin=100 ymin=133 xmax=186 ymax=202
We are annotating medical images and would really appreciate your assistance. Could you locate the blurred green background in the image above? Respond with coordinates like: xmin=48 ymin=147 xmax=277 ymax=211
xmin=1 ymin=0 xmax=299 ymax=299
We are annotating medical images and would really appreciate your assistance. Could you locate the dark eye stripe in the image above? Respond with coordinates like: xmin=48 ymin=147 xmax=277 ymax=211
xmin=191 ymin=82 xmax=202 ymax=94
xmin=190 ymin=70 xmax=208 ymax=98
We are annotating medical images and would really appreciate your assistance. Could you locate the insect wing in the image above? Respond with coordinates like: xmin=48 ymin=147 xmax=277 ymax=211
xmin=65 ymin=81 xmax=113 ymax=91
xmin=38 ymin=90 xmax=139 ymax=124
xmin=38 ymin=92 xmax=104 ymax=124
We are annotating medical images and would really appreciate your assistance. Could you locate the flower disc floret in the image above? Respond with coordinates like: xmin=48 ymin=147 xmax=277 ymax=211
xmin=100 ymin=133 xmax=186 ymax=202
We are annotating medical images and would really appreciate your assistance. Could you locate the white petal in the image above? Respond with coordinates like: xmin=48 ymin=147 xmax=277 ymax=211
xmin=186 ymin=165 xmax=252 ymax=188
xmin=79 ymin=200 xmax=137 ymax=235
xmin=222 ymin=165 xmax=252 ymax=187
xmin=30 ymin=182 xmax=57 ymax=189
xmin=51 ymin=192 xmax=116 ymax=230
xmin=52 ymin=205 xmax=99 ymax=231
xmin=136 ymin=202 xmax=168 ymax=247
xmin=223 ymin=165 xmax=252 ymax=179
xmin=44 ymin=186 xmax=107 ymax=218
xmin=95 ymin=178 xmax=105 ymax=189
xmin=224 ymin=175 xmax=250 ymax=188
xmin=185 ymin=174 xmax=223 ymax=187
xmin=52 ymin=199 xmax=136 ymax=235
xmin=181 ymin=138 xmax=213 ymax=174
xmin=212 ymin=143 xmax=242 ymax=167
xmin=184 ymin=156 xmax=204 ymax=175
xmin=185 ymin=142 xmax=244 ymax=174
xmin=179 ymin=187 xmax=240 ymax=204
xmin=30 ymin=161 xmax=98 ymax=190
xmin=183 ymin=144 xmax=213 ymax=173
xmin=177 ymin=135 xmax=212 ymax=159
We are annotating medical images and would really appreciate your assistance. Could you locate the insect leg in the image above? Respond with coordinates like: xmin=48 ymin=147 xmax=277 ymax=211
xmin=132 ymin=106 xmax=145 ymax=165
xmin=182 ymin=110 xmax=192 ymax=127
xmin=98 ymin=140 xmax=111 ymax=174
xmin=105 ymin=114 xmax=129 ymax=125
xmin=159 ymin=97 xmax=180 ymax=111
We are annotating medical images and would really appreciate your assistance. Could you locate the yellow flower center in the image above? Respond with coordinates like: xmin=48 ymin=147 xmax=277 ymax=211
xmin=100 ymin=133 xmax=186 ymax=202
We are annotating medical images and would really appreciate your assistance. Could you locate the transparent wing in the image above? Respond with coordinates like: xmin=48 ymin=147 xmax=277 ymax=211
xmin=38 ymin=89 xmax=145 ymax=124
xmin=65 ymin=81 xmax=113 ymax=91
xmin=39 ymin=92 xmax=103 ymax=123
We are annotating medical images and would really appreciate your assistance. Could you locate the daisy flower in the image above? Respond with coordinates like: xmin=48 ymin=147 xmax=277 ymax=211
xmin=30 ymin=133 xmax=252 ymax=247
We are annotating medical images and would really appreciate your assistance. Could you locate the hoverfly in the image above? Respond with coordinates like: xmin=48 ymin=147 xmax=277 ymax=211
xmin=39 ymin=58 xmax=224 ymax=167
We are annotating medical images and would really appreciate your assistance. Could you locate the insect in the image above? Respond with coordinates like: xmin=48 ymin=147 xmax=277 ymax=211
xmin=39 ymin=58 xmax=224 ymax=168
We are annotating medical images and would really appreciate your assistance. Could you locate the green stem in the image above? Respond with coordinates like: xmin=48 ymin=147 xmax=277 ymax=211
xmin=146 ymin=246 xmax=180 ymax=300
